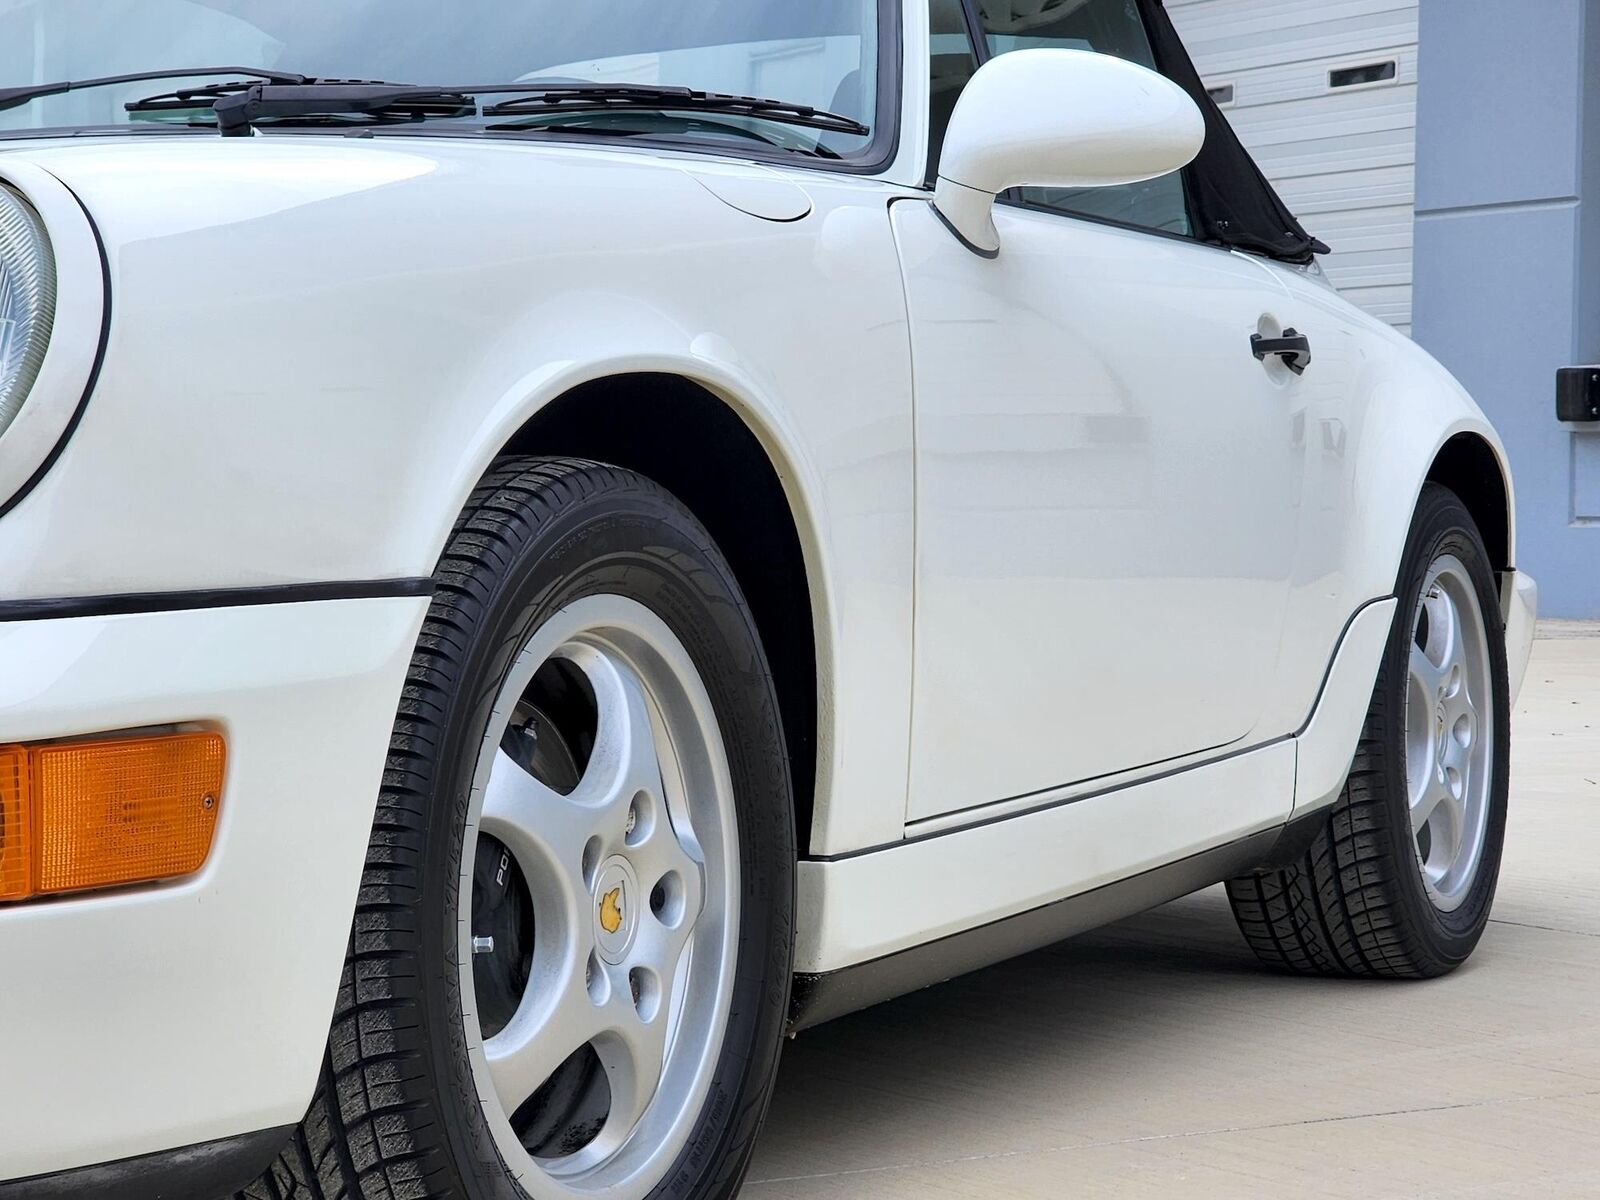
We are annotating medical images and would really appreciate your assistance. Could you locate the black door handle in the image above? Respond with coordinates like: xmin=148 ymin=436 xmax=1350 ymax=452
xmin=1251 ymin=328 xmax=1312 ymax=375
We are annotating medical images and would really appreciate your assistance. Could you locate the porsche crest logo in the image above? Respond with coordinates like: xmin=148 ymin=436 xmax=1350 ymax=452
xmin=599 ymin=885 xmax=625 ymax=935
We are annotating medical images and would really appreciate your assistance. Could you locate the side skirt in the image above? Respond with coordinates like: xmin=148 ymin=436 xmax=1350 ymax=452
xmin=788 ymin=827 xmax=1280 ymax=1031
xmin=0 ymin=1126 xmax=291 ymax=1200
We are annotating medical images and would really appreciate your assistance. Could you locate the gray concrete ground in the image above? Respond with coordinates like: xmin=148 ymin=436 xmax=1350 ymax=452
xmin=747 ymin=629 xmax=1600 ymax=1199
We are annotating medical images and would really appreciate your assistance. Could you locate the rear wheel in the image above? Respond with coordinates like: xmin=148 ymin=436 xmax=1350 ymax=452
xmin=242 ymin=457 xmax=795 ymax=1199
xmin=1227 ymin=483 xmax=1510 ymax=978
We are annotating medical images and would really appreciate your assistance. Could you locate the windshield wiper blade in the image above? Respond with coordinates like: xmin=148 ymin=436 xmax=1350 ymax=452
xmin=0 ymin=66 xmax=311 ymax=114
xmin=119 ymin=80 xmax=869 ymax=142
xmin=127 ymin=80 xmax=472 ymax=131
xmin=482 ymin=85 xmax=870 ymax=137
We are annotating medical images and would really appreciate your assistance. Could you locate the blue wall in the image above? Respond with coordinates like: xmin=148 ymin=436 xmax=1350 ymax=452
xmin=1413 ymin=0 xmax=1600 ymax=616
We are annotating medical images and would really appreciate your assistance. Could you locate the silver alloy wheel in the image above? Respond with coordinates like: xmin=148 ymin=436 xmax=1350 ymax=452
xmin=1404 ymin=554 xmax=1494 ymax=912
xmin=457 ymin=594 xmax=740 ymax=1200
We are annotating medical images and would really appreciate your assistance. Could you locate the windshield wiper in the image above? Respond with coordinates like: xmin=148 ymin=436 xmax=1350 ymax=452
xmin=120 ymin=80 xmax=870 ymax=141
xmin=129 ymin=81 xmax=473 ymax=130
xmin=0 ymin=66 xmax=311 ymax=114
xmin=482 ymin=85 xmax=870 ymax=138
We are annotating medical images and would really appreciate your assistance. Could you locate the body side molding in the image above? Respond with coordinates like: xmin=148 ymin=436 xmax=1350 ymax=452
xmin=0 ymin=1125 xmax=291 ymax=1200
xmin=0 ymin=578 xmax=436 ymax=622
xmin=789 ymin=828 xmax=1280 ymax=1030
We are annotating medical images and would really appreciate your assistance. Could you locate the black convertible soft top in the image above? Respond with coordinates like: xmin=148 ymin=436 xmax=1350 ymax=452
xmin=1140 ymin=0 xmax=1330 ymax=263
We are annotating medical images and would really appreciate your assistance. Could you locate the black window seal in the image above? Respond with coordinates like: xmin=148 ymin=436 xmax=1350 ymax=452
xmin=959 ymin=0 xmax=991 ymax=65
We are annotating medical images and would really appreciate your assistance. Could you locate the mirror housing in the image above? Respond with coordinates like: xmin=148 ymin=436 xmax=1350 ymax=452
xmin=933 ymin=49 xmax=1206 ymax=255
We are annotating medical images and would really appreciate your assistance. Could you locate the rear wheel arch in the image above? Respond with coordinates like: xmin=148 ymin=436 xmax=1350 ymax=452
xmin=1425 ymin=432 xmax=1512 ymax=576
xmin=500 ymin=372 xmax=822 ymax=853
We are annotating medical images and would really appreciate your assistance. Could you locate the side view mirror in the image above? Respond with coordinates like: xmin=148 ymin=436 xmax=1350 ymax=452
xmin=933 ymin=48 xmax=1206 ymax=255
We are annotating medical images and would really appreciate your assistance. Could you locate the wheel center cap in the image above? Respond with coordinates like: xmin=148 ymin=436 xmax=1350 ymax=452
xmin=594 ymin=856 xmax=640 ymax=965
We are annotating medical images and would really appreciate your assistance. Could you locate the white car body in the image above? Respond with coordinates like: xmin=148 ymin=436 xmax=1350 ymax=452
xmin=0 ymin=2 xmax=1536 ymax=1187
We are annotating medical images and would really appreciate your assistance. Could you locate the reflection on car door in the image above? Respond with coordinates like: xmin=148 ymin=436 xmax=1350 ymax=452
xmin=894 ymin=201 xmax=1306 ymax=821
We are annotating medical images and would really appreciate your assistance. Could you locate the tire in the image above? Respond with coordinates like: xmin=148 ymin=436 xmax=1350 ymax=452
xmin=239 ymin=457 xmax=795 ymax=1200
xmin=1226 ymin=483 xmax=1510 ymax=979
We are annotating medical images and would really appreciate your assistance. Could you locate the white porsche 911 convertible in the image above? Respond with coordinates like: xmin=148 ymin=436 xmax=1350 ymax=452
xmin=0 ymin=1 xmax=1539 ymax=1197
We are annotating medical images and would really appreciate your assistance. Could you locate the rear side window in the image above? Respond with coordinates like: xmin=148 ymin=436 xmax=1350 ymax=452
xmin=972 ymin=0 xmax=1192 ymax=236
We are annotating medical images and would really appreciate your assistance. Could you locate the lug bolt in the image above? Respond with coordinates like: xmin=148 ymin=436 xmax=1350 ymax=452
xmin=625 ymin=803 xmax=638 ymax=837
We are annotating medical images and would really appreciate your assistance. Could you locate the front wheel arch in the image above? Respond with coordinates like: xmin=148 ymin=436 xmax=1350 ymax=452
xmin=501 ymin=374 xmax=821 ymax=857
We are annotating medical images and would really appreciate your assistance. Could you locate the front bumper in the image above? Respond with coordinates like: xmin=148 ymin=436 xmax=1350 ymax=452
xmin=0 ymin=594 xmax=425 ymax=1183
xmin=1504 ymin=570 xmax=1538 ymax=704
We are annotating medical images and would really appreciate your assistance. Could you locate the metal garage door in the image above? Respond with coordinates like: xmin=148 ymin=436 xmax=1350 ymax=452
xmin=1168 ymin=0 xmax=1419 ymax=333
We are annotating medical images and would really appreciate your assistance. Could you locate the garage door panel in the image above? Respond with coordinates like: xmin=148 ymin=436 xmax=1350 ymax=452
xmin=1171 ymin=4 xmax=1415 ymax=76
xmin=1171 ymin=0 xmax=1418 ymax=333
xmin=1200 ymin=47 xmax=1417 ymax=108
xmin=1312 ymin=205 xmax=1413 ymax=254
xmin=1249 ymin=127 xmax=1413 ymax=182
xmin=1274 ymin=165 xmax=1413 ymax=215
xmin=1222 ymin=88 xmax=1416 ymax=151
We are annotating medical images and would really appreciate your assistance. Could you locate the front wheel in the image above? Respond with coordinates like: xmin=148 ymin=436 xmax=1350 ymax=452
xmin=1227 ymin=483 xmax=1511 ymax=978
xmin=245 ymin=458 xmax=795 ymax=1200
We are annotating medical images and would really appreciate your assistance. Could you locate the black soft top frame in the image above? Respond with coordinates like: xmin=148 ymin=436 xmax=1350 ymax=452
xmin=1140 ymin=0 xmax=1329 ymax=263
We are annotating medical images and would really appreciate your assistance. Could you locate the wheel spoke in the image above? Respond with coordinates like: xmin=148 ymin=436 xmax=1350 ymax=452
xmin=592 ymin=967 xmax=674 ymax=1144
xmin=1410 ymin=769 xmax=1443 ymax=836
xmin=480 ymin=749 xmax=596 ymax=892
xmin=630 ymin=809 xmax=706 ymax=927
xmin=1434 ymin=771 xmax=1466 ymax=862
xmin=483 ymin=948 xmax=603 ymax=1116
xmin=1409 ymin=639 xmax=1447 ymax=698
xmin=634 ymin=872 xmax=700 ymax=991
xmin=1431 ymin=586 xmax=1464 ymax=669
xmin=568 ymin=646 xmax=669 ymax=816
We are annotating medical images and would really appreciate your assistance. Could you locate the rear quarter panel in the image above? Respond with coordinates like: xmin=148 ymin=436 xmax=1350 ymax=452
xmin=1255 ymin=260 xmax=1515 ymax=738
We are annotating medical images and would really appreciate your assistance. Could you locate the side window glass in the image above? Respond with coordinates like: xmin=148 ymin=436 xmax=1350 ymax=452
xmin=927 ymin=0 xmax=980 ymax=183
xmin=975 ymin=0 xmax=1192 ymax=236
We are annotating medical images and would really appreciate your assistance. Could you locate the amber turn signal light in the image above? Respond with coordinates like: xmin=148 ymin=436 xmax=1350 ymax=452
xmin=0 ymin=732 xmax=223 ymax=903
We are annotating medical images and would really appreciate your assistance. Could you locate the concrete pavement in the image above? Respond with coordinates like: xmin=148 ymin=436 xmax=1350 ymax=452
xmin=747 ymin=629 xmax=1600 ymax=1199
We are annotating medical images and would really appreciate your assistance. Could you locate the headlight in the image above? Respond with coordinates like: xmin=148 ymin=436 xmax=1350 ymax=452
xmin=0 ymin=184 xmax=56 ymax=440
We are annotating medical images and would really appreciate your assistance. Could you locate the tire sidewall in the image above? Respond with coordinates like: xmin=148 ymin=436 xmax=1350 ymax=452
xmin=1378 ymin=484 xmax=1510 ymax=965
xmin=418 ymin=476 xmax=795 ymax=1200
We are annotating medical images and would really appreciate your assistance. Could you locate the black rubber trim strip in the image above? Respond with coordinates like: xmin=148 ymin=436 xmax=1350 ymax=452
xmin=929 ymin=197 xmax=1000 ymax=258
xmin=0 ymin=175 xmax=112 ymax=521
xmin=0 ymin=577 xmax=436 ymax=622
xmin=0 ymin=1123 xmax=291 ymax=1200
xmin=1287 ymin=593 xmax=1396 ymax=738
xmin=806 ymin=594 xmax=1395 ymax=864
xmin=788 ymin=827 xmax=1281 ymax=1030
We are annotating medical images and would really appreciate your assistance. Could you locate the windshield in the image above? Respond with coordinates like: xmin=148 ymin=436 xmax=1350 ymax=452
xmin=0 ymin=0 xmax=883 ymax=157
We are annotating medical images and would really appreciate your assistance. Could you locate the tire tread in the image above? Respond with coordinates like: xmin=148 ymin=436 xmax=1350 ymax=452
xmin=1226 ymin=484 xmax=1508 ymax=980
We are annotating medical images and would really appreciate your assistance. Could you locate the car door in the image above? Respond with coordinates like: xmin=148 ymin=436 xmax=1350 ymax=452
xmin=900 ymin=0 xmax=1306 ymax=821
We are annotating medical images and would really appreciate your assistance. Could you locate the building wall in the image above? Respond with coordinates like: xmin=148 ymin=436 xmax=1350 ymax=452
xmin=1412 ymin=0 xmax=1600 ymax=616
